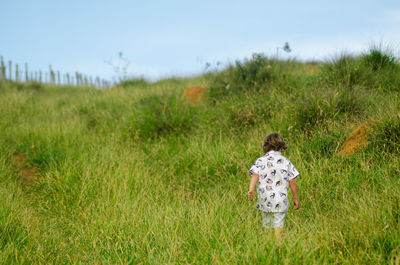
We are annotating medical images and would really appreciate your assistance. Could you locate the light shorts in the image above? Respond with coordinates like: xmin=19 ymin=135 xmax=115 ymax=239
xmin=262 ymin=212 xmax=286 ymax=228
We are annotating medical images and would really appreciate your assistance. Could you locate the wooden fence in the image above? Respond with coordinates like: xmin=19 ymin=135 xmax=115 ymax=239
xmin=0 ymin=56 xmax=112 ymax=88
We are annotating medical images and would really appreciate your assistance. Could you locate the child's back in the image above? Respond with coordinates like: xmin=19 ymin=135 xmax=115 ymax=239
xmin=247 ymin=133 xmax=300 ymax=240
xmin=250 ymin=150 xmax=299 ymax=213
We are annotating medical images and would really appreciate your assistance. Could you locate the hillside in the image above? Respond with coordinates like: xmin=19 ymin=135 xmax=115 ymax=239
xmin=0 ymin=49 xmax=399 ymax=264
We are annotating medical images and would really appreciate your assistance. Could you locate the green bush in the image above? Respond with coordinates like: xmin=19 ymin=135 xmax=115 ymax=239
xmin=227 ymin=101 xmax=269 ymax=129
xmin=232 ymin=53 xmax=272 ymax=89
xmin=125 ymin=94 xmax=198 ymax=139
xmin=321 ymin=54 xmax=365 ymax=88
xmin=293 ymin=87 xmax=366 ymax=132
xmin=294 ymin=95 xmax=333 ymax=131
xmin=359 ymin=47 xmax=400 ymax=91
xmin=119 ymin=77 xmax=149 ymax=89
xmin=369 ymin=115 xmax=400 ymax=154
xmin=321 ymin=48 xmax=400 ymax=91
xmin=208 ymin=53 xmax=274 ymax=99
xmin=362 ymin=47 xmax=396 ymax=71
xmin=221 ymin=96 xmax=271 ymax=131
xmin=335 ymin=87 xmax=366 ymax=115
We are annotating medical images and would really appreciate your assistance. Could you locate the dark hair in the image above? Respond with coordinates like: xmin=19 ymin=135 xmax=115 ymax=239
xmin=263 ymin=132 xmax=288 ymax=153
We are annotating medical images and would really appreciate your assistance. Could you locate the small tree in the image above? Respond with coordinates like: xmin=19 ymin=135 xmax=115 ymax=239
xmin=283 ymin=42 xmax=292 ymax=53
xmin=105 ymin=52 xmax=130 ymax=83
xmin=276 ymin=42 xmax=292 ymax=58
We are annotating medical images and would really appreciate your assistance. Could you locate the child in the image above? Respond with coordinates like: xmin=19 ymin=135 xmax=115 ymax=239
xmin=247 ymin=132 xmax=299 ymax=240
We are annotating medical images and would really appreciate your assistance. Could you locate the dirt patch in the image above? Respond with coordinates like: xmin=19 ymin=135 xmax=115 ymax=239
xmin=18 ymin=166 xmax=40 ymax=185
xmin=106 ymin=86 xmax=124 ymax=93
xmin=11 ymin=153 xmax=28 ymax=167
xmin=181 ymin=86 xmax=206 ymax=105
xmin=305 ymin=64 xmax=318 ymax=74
xmin=339 ymin=119 xmax=376 ymax=156
xmin=11 ymin=152 xmax=41 ymax=186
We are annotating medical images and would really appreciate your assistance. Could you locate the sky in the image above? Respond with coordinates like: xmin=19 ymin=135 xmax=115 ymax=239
xmin=1 ymin=0 xmax=400 ymax=81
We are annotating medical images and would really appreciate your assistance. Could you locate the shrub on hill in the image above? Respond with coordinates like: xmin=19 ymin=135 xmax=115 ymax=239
xmin=322 ymin=48 xmax=400 ymax=91
xmin=124 ymin=94 xmax=198 ymax=139
xmin=369 ymin=115 xmax=400 ymax=154
xmin=361 ymin=47 xmax=400 ymax=91
xmin=208 ymin=53 xmax=274 ymax=99
xmin=119 ymin=77 xmax=149 ymax=89
xmin=319 ymin=48 xmax=400 ymax=91
xmin=209 ymin=53 xmax=307 ymax=101
xmin=226 ymin=99 xmax=270 ymax=129
xmin=292 ymin=87 xmax=366 ymax=132
xmin=362 ymin=47 xmax=397 ymax=71
xmin=213 ymin=95 xmax=272 ymax=132
xmin=321 ymin=54 xmax=365 ymax=88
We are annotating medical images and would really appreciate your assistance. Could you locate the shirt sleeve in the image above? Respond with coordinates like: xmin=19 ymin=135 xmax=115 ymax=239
xmin=248 ymin=158 xmax=262 ymax=176
xmin=287 ymin=160 xmax=300 ymax=180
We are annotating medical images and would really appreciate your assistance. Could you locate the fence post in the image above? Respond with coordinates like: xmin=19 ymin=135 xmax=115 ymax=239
xmin=0 ymin=58 xmax=108 ymax=88
xmin=84 ymin=75 xmax=88 ymax=86
xmin=49 ymin=65 xmax=55 ymax=84
xmin=8 ymin=61 xmax=12 ymax=80
xmin=57 ymin=70 xmax=61 ymax=85
xmin=25 ymin=62 xmax=29 ymax=82
xmin=15 ymin=64 xmax=19 ymax=82
xmin=0 ymin=56 xmax=5 ymax=80
xmin=75 ymin=72 xmax=79 ymax=86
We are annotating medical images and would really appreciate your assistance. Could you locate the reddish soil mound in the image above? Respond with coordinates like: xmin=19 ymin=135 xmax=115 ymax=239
xmin=305 ymin=64 xmax=318 ymax=74
xmin=181 ymin=86 xmax=206 ymax=105
xmin=339 ymin=119 xmax=376 ymax=156
xmin=11 ymin=152 xmax=41 ymax=185
xmin=106 ymin=86 xmax=124 ymax=93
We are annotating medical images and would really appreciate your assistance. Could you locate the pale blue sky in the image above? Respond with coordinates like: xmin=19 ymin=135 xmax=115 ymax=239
xmin=1 ymin=0 xmax=400 ymax=81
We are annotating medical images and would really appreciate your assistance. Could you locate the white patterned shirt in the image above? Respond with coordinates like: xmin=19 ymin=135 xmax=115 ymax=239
xmin=249 ymin=151 xmax=300 ymax=213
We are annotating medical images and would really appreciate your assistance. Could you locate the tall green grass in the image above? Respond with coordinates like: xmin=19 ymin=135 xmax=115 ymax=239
xmin=0 ymin=48 xmax=400 ymax=264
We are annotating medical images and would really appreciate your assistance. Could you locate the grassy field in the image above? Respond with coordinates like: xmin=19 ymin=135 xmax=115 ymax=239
xmin=0 ymin=49 xmax=400 ymax=264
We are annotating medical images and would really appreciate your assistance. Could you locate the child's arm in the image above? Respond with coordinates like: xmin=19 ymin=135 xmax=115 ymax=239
xmin=289 ymin=179 xmax=299 ymax=210
xmin=247 ymin=173 xmax=259 ymax=200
